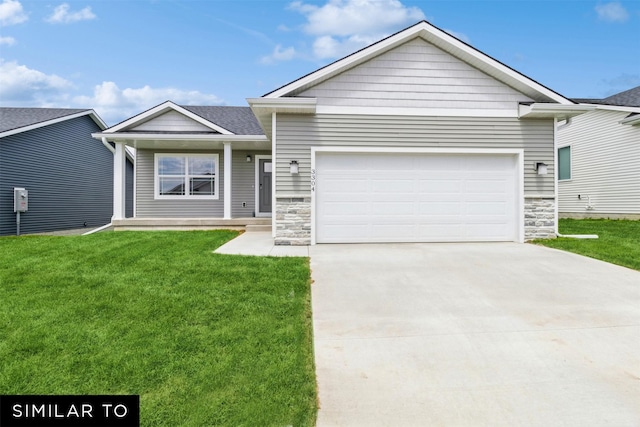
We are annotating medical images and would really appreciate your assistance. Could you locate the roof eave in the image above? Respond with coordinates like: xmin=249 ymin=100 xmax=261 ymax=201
xmin=0 ymin=109 xmax=105 ymax=139
xmin=93 ymin=132 xmax=267 ymax=142
xmin=518 ymin=103 xmax=596 ymax=120
xmin=247 ymin=98 xmax=317 ymax=132
xmin=620 ymin=114 xmax=640 ymax=126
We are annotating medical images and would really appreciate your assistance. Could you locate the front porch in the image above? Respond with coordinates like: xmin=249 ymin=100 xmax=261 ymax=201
xmin=112 ymin=217 xmax=271 ymax=232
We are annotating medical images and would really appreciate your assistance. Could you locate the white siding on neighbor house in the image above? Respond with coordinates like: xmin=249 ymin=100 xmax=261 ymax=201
xmin=131 ymin=110 xmax=215 ymax=132
xmin=558 ymin=109 xmax=640 ymax=215
xmin=135 ymin=149 xmax=269 ymax=218
xmin=297 ymin=38 xmax=534 ymax=110
xmin=275 ymin=114 xmax=554 ymax=197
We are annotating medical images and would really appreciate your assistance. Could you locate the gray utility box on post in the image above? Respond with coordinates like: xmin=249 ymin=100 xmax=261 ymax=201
xmin=14 ymin=188 xmax=28 ymax=212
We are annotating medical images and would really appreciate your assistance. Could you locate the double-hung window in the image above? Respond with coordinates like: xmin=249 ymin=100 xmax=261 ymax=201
xmin=557 ymin=146 xmax=571 ymax=181
xmin=155 ymin=154 xmax=219 ymax=199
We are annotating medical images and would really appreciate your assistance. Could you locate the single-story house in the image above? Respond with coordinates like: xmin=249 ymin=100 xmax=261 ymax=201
xmin=557 ymin=86 xmax=640 ymax=219
xmin=94 ymin=20 xmax=593 ymax=245
xmin=0 ymin=108 xmax=134 ymax=236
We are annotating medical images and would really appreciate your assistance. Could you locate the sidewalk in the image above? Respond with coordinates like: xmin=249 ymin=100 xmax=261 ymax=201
xmin=214 ymin=231 xmax=309 ymax=257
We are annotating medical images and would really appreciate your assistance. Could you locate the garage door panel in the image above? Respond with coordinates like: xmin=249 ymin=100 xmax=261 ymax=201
xmin=418 ymin=202 xmax=462 ymax=215
xmin=316 ymin=152 xmax=519 ymax=243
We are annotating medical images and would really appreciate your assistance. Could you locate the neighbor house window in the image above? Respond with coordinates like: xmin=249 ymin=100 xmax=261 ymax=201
xmin=558 ymin=146 xmax=571 ymax=180
xmin=155 ymin=154 xmax=219 ymax=199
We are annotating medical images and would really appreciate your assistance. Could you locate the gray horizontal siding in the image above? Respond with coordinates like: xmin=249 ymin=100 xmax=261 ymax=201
xmin=135 ymin=149 xmax=270 ymax=218
xmin=0 ymin=115 xmax=115 ymax=236
xmin=275 ymin=114 xmax=554 ymax=196
xmin=132 ymin=110 xmax=213 ymax=132
xmin=298 ymin=38 xmax=534 ymax=110
xmin=558 ymin=110 xmax=640 ymax=214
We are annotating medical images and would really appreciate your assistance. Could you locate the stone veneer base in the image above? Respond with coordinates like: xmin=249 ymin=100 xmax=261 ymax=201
xmin=274 ymin=196 xmax=557 ymax=244
xmin=524 ymin=197 xmax=556 ymax=241
xmin=275 ymin=197 xmax=311 ymax=246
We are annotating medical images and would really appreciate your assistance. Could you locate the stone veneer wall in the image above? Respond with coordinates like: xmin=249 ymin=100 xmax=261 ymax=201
xmin=275 ymin=196 xmax=556 ymax=244
xmin=524 ymin=197 xmax=556 ymax=241
xmin=275 ymin=197 xmax=311 ymax=245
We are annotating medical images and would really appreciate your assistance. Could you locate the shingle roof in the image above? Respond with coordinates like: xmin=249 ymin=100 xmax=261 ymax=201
xmin=0 ymin=107 xmax=90 ymax=134
xmin=181 ymin=106 xmax=264 ymax=135
xmin=571 ymin=86 xmax=640 ymax=108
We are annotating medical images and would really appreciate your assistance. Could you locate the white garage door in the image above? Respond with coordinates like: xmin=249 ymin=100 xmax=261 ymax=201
xmin=315 ymin=152 xmax=519 ymax=243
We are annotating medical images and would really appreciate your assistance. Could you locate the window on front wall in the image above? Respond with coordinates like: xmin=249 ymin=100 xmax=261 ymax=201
xmin=558 ymin=146 xmax=571 ymax=180
xmin=155 ymin=154 xmax=219 ymax=199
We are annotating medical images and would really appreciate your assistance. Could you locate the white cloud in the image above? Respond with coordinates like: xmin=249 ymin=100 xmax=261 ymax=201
xmin=595 ymin=2 xmax=629 ymax=22
xmin=46 ymin=3 xmax=95 ymax=24
xmin=73 ymin=81 xmax=224 ymax=125
xmin=0 ymin=36 xmax=16 ymax=46
xmin=0 ymin=0 xmax=27 ymax=25
xmin=0 ymin=60 xmax=72 ymax=104
xmin=260 ymin=44 xmax=297 ymax=64
xmin=288 ymin=0 xmax=425 ymax=59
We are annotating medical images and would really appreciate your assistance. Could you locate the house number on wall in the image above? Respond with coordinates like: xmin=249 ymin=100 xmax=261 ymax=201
xmin=311 ymin=169 xmax=316 ymax=192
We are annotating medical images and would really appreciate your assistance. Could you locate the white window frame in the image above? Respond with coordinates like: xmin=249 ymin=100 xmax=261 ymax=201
xmin=154 ymin=153 xmax=220 ymax=200
xmin=557 ymin=145 xmax=572 ymax=181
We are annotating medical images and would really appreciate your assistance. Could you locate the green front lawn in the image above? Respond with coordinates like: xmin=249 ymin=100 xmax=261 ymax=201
xmin=535 ymin=219 xmax=640 ymax=271
xmin=0 ymin=231 xmax=317 ymax=426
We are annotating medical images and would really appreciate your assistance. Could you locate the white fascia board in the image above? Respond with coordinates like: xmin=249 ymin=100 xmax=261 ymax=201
xmin=0 ymin=110 xmax=98 ymax=139
xmin=104 ymin=101 xmax=233 ymax=134
xmin=264 ymin=21 xmax=573 ymax=105
xmin=518 ymin=103 xmax=595 ymax=119
xmin=93 ymin=132 xmax=266 ymax=142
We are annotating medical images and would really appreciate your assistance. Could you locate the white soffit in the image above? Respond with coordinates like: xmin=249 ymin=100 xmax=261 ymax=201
xmin=265 ymin=21 xmax=573 ymax=105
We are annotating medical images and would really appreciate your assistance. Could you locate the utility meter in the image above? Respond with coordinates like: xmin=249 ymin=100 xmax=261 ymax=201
xmin=14 ymin=188 xmax=28 ymax=212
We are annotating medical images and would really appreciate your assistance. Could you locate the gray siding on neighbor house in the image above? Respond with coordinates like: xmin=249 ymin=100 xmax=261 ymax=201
xmin=135 ymin=148 xmax=269 ymax=218
xmin=126 ymin=158 xmax=134 ymax=218
xmin=0 ymin=115 xmax=118 ymax=236
xmin=297 ymin=38 xmax=535 ymax=110
xmin=558 ymin=109 xmax=640 ymax=215
xmin=275 ymin=114 xmax=554 ymax=197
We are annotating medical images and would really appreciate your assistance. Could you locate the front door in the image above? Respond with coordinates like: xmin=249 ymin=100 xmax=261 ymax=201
xmin=257 ymin=157 xmax=272 ymax=215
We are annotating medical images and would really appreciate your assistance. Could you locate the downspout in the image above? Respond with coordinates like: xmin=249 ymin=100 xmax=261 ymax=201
xmin=554 ymin=118 xmax=598 ymax=239
xmin=82 ymin=223 xmax=113 ymax=235
xmin=101 ymin=137 xmax=115 ymax=153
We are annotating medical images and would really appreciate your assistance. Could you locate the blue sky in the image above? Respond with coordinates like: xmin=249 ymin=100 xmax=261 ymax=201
xmin=1 ymin=0 xmax=639 ymax=125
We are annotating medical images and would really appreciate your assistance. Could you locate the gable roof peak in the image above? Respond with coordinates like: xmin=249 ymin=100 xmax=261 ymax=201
xmin=264 ymin=19 xmax=572 ymax=105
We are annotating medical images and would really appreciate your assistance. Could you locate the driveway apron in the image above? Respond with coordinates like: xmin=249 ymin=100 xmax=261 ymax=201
xmin=310 ymin=242 xmax=640 ymax=426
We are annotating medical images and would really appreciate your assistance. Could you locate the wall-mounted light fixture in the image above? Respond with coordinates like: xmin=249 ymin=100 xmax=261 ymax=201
xmin=246 ymin=154 xmax=252 ymax=163
xmin=534 ymin=162 xmax=548 ymax=175
xmin=290 ymin=160 xmax=299 ymax=174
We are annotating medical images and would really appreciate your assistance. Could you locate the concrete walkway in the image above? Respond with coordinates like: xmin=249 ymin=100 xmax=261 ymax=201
xmin=214 ymin=231 xmax=309 ymax=257
xmin=310 ymin=242 xmax=640 ymax=426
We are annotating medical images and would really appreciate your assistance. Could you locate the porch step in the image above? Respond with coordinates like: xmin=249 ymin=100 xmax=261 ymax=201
xmin=245 ymin=225 xmax=272 ymax=232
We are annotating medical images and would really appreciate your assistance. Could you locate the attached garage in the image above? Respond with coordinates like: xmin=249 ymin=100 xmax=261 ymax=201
xmin=313 ymin=149 xmax=522 ymax=244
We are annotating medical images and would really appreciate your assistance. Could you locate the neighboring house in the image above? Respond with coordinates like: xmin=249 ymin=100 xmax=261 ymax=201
xmin=557 ymin=86 xmax=640 ymax=219
xmin=0 ymin=108 xmax=134 ymax=236
xmin=95 ymin=20 xmax=592 ymax=245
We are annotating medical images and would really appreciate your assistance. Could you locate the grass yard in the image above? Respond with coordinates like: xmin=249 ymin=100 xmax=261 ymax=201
xmin=0 ymin=231 xmax=317 ymax=426
xmin=535 ymin=219 xmax=640 ymax=271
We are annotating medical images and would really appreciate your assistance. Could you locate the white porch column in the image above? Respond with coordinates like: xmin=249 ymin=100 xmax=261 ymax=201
xmin=113 ymin=141 xmax=126 ymax=220
xmin=224 ymin=142 xmax=232 ymax=219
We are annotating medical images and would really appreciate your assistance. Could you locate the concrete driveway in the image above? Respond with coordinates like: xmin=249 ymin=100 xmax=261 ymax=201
xmin=310 ymin=243 xmax=640 ymax=426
